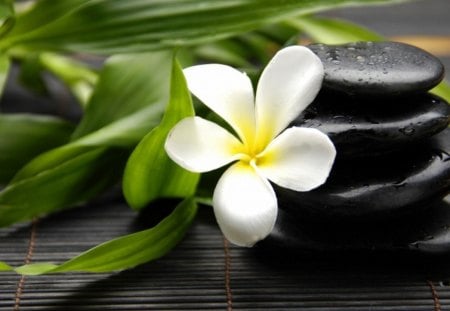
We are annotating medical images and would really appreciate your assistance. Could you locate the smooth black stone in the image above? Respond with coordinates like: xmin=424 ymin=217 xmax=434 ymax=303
xmin=258 ymin=196 xmax=450 ymax=255
xmin=275 ymin=128 xmax=450 ymax=220
xmin=293 ymin=92 xmax=450 ymax=157
xmin=308 ymin=41 xmax=445 ymax=96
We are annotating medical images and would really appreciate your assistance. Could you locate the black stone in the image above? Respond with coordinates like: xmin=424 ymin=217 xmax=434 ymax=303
xmin=275 ymin=128 xmax=450 ymax=220
xmin=308 ymin=41 xmax=445 ymax=96
xmin=258 ymin=196 xmax=450 ymax=255
xmin=293 ymin=92 xmax=450 ymax=157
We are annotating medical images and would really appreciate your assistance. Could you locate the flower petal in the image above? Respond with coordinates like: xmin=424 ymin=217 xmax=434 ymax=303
xmin=257 ymin=127 xmax=336 ymax=192
xmin=255 ymin=46 xmax=323 ymax=145
xmin=213 ymin=162 xmax=277 ymax=247
xmin=165 ymin=117 xmax=243 ymax=173
xmin=183 ymin=64 xmax=255 ymax=144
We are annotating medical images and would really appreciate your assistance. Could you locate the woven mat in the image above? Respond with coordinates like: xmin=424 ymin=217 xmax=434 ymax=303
xmin=1 ymin=194 xmax=450 ymax=310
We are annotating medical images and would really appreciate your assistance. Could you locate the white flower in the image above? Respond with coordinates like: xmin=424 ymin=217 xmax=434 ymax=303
xmin=165 ymin=46 xmax=336 ymax=247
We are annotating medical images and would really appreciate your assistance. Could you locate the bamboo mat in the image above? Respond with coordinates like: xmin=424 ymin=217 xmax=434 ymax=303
xmin=2 ymin=196 xmax=450 ymax=311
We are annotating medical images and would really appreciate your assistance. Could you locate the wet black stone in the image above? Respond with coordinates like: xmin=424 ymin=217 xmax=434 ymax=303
xmin=293 ymin=92 xmax=450 ymax=157
xmin=275 ymin=128 xmax=450 ymax=220
xmin=308 ymin=41 xmax=445 ymax=96
xmin=258 ymin=196 xmax=450 ymax=255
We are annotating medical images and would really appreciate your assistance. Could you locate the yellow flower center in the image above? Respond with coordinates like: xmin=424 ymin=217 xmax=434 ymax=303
xmin=235 ymin=140 xmax=267 ymax=169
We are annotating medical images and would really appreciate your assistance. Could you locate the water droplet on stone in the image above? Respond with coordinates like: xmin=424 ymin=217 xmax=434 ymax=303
xmin=356 ymin=55 xmax=365 ymax=63
xmin=399 ymin=126 xmax=415 ymax=136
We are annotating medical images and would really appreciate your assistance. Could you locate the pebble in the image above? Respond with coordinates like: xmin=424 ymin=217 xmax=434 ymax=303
xmin=275 ymin=128 xmax=450 ymax=220
xmin=308 ymin=41 xmax=445 ymax=96
xmin=293 ymin=92 xmax=450 ymax=157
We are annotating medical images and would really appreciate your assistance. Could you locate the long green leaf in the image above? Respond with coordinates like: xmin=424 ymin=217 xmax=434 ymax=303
xmin=10 ymin=109 xmax=164 ymax=185
xmin=0 ymin=0 xmax=13 ymax=18
xmin=3 ymin=0 xmax=409 ymax=55
xmin=0 ymin=147 xmax=127 ymax=227
xmin=288 ymin=15 xmax=383 ymax=44
xmin=123 ymin=59 xmax=199 ymax=210
xmin=5 ymin=0 xmax=88 ymax=36
xmin=0 ymin=114 xmax=74 ymax=183
xmin=0 ymin=52 xmax=9 ymax=96
xmin=431 ymin=81 xmax=450 ymax=103
xmin=193 ymin=40 xmax=252 ymax=68
xmin=12 ymin=197 xmax=197 ymax=275
xmin=0 ymin=0 xmax=14 ymax=37
xmin=71 ymin=51 xmax=171 ymax=139
xmin=0 ymin=261 xmax=12 ymax=271
xmin=290 ymin=15 xmax=450 ymax=103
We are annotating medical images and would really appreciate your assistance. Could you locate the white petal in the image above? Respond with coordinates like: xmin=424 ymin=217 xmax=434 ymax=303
xmin=165 ymin=117 xmax=243 ymax=173
xmin=213 ymin=163 xmax=277 ymax=247
xmin=257 ymin=127 xmax=336 ymax=192
xmin=184 ymin=64 xmax=255 ymax=144
xmin=255 ymin=46 xmax=323 ymax=144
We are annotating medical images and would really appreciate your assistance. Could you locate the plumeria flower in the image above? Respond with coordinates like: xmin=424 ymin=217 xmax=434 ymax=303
xmin=165 ymin=46 xmax=336 ymax=247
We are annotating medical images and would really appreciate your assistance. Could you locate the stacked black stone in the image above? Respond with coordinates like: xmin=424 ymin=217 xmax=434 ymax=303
xmin=264 ymin=42 xmax=450 ymax=254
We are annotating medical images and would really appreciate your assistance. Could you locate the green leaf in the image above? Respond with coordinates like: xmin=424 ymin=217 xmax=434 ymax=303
xmin=193 ymin=40 xmax=252 ymax=68
xmin=0 ymin=0 xmax=13 ymax=18
xmin=3 ymin=0 xmax=409 ymax=55
xmin=0 ymin=147 xmax=127 ymax=227
xmin=0 ymin=114 xmax=74 ymax=183
xmin=123 ymin=59 xmax=199 ymax=210
xmin=288 ymin=15 xmax=383 ymax=44
xmin=0 ymin=0 xmax=14 ymax=38
xmin=71 ymin=51 xmax=171 ymax=139
xmin=257 ymin=23 xmax=300 ymax=46
xmin=14 ymin=197 xmax=198 ymax=275
xmin=431 ymin=81 xmax=450 ymax=103
xmin=14 ymin=263 xmax=56 ymax=275
xmin=0 ymin=261 xmax=12 ymax=271
xmin=71 ymin=105 xmax=166 ymax=148
xmin=0 ymin=52 xmax=10 ymax=96
xmin=5 ymin=0 xmax=88 ymax=36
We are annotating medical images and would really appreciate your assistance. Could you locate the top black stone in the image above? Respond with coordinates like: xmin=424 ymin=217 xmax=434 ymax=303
xmin=308 ymin=41 xmax=445 ymax=97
